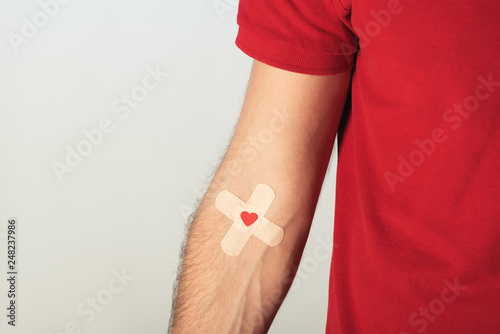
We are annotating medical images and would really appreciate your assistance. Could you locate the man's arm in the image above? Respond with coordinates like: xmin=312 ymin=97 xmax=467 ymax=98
xmin=170 ymin=60 xmax=351 ymax=333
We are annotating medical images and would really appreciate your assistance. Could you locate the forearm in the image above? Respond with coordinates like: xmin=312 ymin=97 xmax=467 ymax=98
xmin=173 ymin=151 xmax=330 ymax=332
xmin=171 ymin=61 xmax=351 ymax=333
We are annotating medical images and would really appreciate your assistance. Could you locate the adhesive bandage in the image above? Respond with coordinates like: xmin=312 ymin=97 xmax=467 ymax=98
xmin=215 ymin=184 xmax=284 ymax=256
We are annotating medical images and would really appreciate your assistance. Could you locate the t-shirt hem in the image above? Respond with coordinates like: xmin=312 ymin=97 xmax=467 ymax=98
xmin=235 ymin=27 xmax=355 ymax=75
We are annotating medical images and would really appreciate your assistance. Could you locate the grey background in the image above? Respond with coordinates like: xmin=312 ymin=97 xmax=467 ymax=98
xmin=0 ymin=1 xmax=339 ymax=333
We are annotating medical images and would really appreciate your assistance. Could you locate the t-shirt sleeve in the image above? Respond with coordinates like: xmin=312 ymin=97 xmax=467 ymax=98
xmin=235 ymin=0 xmax=357 ymax=75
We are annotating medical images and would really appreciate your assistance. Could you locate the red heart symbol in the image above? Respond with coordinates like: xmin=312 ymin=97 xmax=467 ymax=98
xmin=240 ymin=211 xmax=258 ymax=226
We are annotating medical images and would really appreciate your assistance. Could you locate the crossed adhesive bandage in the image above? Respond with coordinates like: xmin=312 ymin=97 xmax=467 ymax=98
xmin=215 ymin=184 xmax=284 ymax=256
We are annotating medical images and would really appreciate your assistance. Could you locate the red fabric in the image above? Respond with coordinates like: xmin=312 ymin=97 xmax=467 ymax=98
xmin=236 ymin=0 xmax=500 ymax=333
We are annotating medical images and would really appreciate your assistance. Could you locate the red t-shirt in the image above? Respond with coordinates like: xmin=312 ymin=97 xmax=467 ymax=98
xmin=235 ymin=0 xmax=500 ymax=333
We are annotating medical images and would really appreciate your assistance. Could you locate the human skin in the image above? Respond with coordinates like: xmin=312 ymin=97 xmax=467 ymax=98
xmin=170 ymin=60 xmax=352 ymax=333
